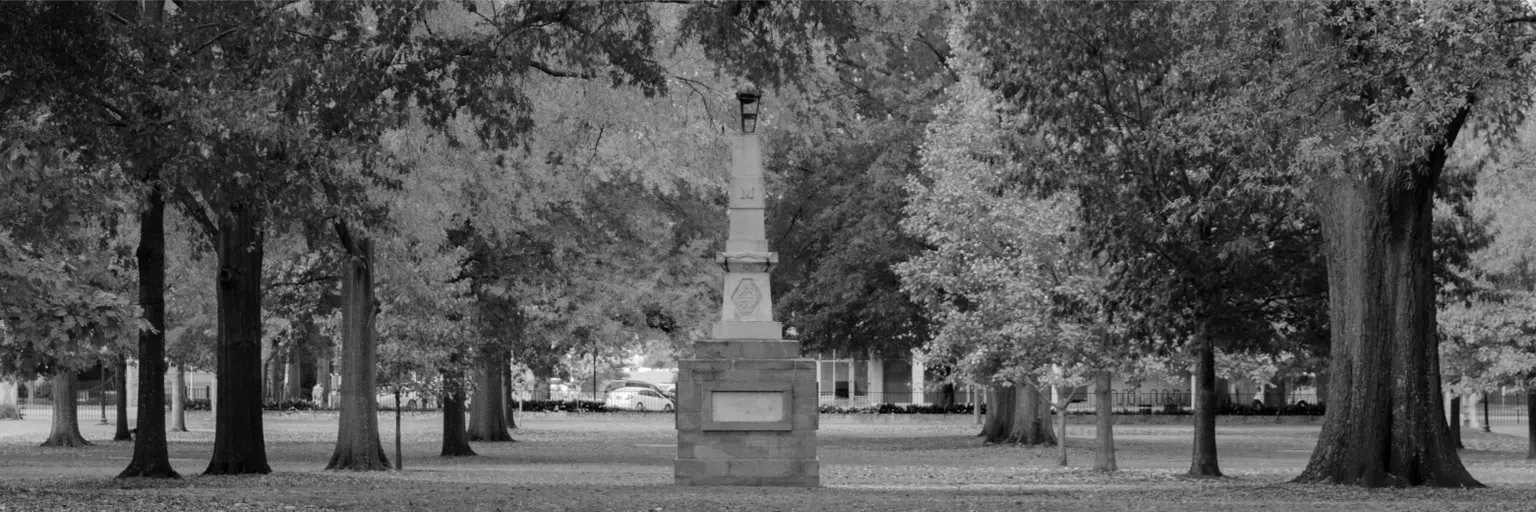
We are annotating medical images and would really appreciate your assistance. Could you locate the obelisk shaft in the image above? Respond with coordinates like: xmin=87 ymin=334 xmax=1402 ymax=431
xmin=712 ymin=133 xmax=781 ymax=340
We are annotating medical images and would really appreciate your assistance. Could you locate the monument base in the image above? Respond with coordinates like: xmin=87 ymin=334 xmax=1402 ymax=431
xmin=675 ymin=340 xmax=819 ymax=487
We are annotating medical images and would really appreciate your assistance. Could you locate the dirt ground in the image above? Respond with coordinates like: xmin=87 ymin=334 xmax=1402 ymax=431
xmin=2 ymin=412 xmax=1535 ymax=511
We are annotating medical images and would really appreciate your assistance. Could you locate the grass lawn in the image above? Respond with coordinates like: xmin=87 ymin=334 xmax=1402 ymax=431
xmin=2 ymin=412 xmax=1535 ymax=511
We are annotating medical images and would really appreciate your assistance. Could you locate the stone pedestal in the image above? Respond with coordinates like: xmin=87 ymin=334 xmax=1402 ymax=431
xmin=675 ymin=105 xmax=818 ymax=487
xmin=676 ymin=341 xmax=819 ymax=486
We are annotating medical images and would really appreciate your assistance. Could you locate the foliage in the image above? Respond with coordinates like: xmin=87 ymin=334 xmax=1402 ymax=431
xmin=898 ymin=41 xmax=1125 ymax=390
xmin=1439 ymin=290 xmax=1536 ymax=394
xmin=0 ymin=119 xmax=141 ymax=380
xmin=767 ymin=2 xmax=950 ymax=359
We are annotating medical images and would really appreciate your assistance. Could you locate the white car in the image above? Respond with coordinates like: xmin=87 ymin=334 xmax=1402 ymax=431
xmin=605 ymin=387 xmax=674 ymax=412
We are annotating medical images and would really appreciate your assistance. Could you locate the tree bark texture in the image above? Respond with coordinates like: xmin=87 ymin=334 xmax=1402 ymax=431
xmin=502 ymin=351 xmax=516 ymax=429
xmin=468 ymin=347 xmax=513 ymax=442
xmin=120 ymin=166 xmax=176 ymax=477
xmin=979 ymin=385 xmax=1013 ymax=443
xmin=327 ymin=232 xmax=390 ymax=471
xmin=1008 ymin=381 xmax=1055 ymax=446
xmin=441 ymin=387 xmax=476 ymax=457
xmin=1449 ymin=395 xmax=1462 ymax=449
xmin=319 ymin=358 xmax=332 ymax=409
xmin=205 ymin=202 xmax=271 ymax=475
xmin=1053 ymin=385 xmax=1075 ymax=467
xmin=1295 ymin=161 xmax=1479 ymax=487
xmin=394 ymin=390 xmax=403 ymax=471
xmin=41 ymin=372 xmax=89 ymax=447
xmin=170 ymin=363 xmax=187 ymax=433
xmin=1189 ymin=336 xmax=1221 ymax=477
xmin=1526 ymin=391 xmax=1535 ymax=459
xmin=1094 ymin=371 xmax=1118 ymax=472
xmin=113 ymin=356 xmax=131 ymax=441
xmin=285 ymin=349 xmax=303 ymax=402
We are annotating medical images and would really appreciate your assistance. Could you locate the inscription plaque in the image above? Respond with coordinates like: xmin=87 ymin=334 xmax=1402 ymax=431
xmin=710 ymin=391 xmax=785 ymax=422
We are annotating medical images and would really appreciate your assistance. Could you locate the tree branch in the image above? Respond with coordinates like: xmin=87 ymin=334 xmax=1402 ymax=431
xmin=170 ymin=188 xmax=219 ymax=239
xmin=530 ymin=60 xmax=595 ymax=79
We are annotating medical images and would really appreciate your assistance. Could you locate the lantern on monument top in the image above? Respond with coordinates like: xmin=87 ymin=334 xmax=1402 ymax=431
xmin=737 ymin=85 xmax=761 ymax=134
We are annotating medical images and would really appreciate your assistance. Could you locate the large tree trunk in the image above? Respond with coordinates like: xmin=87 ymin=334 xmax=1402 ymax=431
xmin=170 ymin=363 xmax=187 ymax=433
xmin=205 ymin=202 xmax=271 ymax=475
xmin=1526 ymin=391 xmax=1535 ymax=459
xmin=979 ymin=385 xmax=1013 ymax=443
xmin=41 ymin=372 xmax=89 ymax=447
xmin=1008 ymin=381 xmax=1055 ymax=445
xmin=441 ymin=386 xmax=476 ymax=457
xmin=1295 ymin=136 xmax=1478 ymax=486
xmin=119 ymin=161 xmax=176 ymax=477
xmin=1449 ymin=395 xmax=1463 ymax=449
xmin=1189 ymin=335 xmax=1221 ymax=477
xmin=468 ymin=348 xmax=514 ymax=442
xmin=327 ymin=229 xmax=390 ymax=471
xmin=113 ymin=356 xmax=132 ymax=441
xmin=1094 ymin=370 xmax=1117 ymax=472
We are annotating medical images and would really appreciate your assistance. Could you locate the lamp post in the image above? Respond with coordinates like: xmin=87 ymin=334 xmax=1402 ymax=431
xmin=737 ymin=86 xmax=760 ymax=134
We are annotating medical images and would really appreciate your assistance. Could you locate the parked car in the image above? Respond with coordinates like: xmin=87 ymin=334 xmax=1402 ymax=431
xmin=600 ymin=379 xmax=667 ymax=397
xmin=656 ymin=383 xmax=676 ymax=399
xmin=605 ymin=387 xmax=674 ymax=412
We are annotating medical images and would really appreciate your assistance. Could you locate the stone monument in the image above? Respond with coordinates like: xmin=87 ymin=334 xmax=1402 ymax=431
xmin=674 ymin=89 xmax=819 ymax=487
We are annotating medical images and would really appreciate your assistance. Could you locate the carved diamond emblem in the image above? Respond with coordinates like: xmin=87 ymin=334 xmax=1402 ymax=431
xmin=731 ymin=279 xmax=762 ymax=318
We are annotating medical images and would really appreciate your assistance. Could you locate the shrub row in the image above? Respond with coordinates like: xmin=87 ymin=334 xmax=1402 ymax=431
xmin=511 ymin=399 xmax=610 ymax=412
xmin=819 ymin=404 xmax=979 ymax=415
xmin=262 ymin=399 xmax=319 ymax=411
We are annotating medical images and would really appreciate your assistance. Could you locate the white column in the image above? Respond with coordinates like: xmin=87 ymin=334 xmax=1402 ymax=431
xmin=911 ymin=358 xmax=926 ymax=405
xmin=868 ymin=354 xmax=884 ymax=404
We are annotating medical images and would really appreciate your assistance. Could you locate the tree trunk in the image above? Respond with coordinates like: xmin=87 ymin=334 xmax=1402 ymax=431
xmin=1295 ymin=142 xmax=1479 ymax=487
xmin=1526 ymin=391 xmax=1535 ymax=459
xmin=170 ymin=363 xmax=187 ymax=433
xmin=441 ymin=387 xmax=476 ymax=457
xmin=974 ymin=387 xmax=984 ymax=425
xmin=113 ymin=356 xmax=132 ymax=441
xmin=263 ymin=342 xmax=283 ymax=403
xmin=319 ymin=357 xmax=332 ymax=409
xmin=1053 ymin=384 xmax=1075 ymax=467
xmin=1094 ymin=370 xmax=1117 ymax=472
xmin=394 ymin=389 xmax=402 ymax=471
xmin=1008 ymin=381 xmax=1055 ymax=445
xmin=502 ymin=350 xmax=516 ymax=429
xmin=119 ymin=163 xmax=176 ymax=477
xmin=979 ymin=385 xmax=1013 ymax=443
xmin=41 ymin=372 xmax=89 ymax=447
xmin=1449 ymin=395 xmax=1463 ymax=449
xmin=327 ymin=229 xmax=390 ymax=471
xmin=285 ymin=349 xmax=303 ymax=402
xmin=205 ymin=202 xmax=271 ymax=475
xmin=467 ymin=348 xmax=513 ymax=442
xmin=1189 ymin=335 xmax=1221 ymax=478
